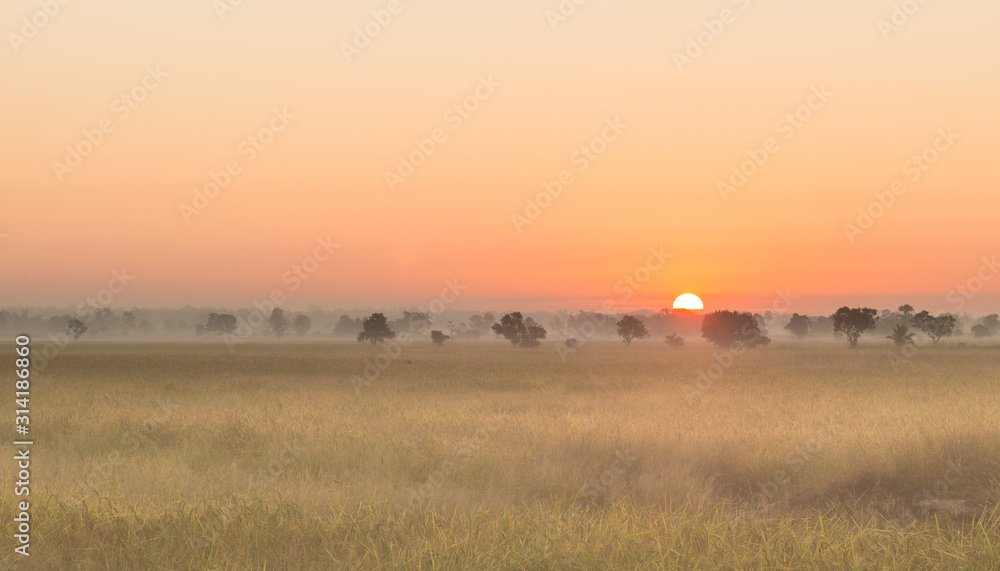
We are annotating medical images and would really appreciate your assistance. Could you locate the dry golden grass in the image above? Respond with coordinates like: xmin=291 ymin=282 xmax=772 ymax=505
xmin=2 ymin=339 xmax=999 ymax=569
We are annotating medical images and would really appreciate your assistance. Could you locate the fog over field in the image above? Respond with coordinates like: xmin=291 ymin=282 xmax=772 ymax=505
xmin=3 ymin=0 xmax=999 ymax=568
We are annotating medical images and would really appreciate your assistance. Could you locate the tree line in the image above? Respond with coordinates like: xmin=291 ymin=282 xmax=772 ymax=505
xmin=2 ymin=304 xmax=997 ymax=349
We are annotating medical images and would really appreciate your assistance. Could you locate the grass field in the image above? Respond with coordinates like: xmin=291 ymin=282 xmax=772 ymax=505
xmin=3 ymin=339 xmax=999 ymax=569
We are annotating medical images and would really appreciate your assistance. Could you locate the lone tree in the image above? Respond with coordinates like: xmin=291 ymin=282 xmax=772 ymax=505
xmin=491 ymin=312 xmax=547 ymax=348
xmin=832 ymin=307 xmax=878 ymax=347
xmin=616 ymin=315 xmax=649 ymax=347
xmin=701 ymin=310 xmax=770 ymax=349
xmin=357 ymin=313 xmax=396 ymax=345
xmin=664 ymin=333 xmax=685 ymax=348
xmin=67 ymin=318 xmax=88 ymax=341
xmin=430 ymin=330 xmax=451 ymax=347
xmin=898 ymin=304 xmax=914 ymax=320
xmin=912 ymin=311 xmax=957 ymax=344
xmin=268 ymin=308 xmax=288 ymax=339
xmin=292 ymin=314 xmax=312 ymax=336
xmin=887 ymin=323 xmax=917 ymax=346
xmin=205 ymin=313 xmax=238 ymax=336
xmin=784 ymin=313 xmax=811 ymax=339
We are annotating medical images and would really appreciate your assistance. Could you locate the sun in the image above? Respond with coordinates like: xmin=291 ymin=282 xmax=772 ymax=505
xmin=672 ymin=293 xmax=704 ymax=310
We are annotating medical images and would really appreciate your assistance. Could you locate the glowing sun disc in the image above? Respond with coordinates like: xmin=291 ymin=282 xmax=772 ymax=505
xmin=672 ymin=293 xmax=704 ymax=310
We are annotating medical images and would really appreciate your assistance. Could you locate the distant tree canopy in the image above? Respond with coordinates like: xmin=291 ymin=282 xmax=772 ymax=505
xmin=357 ymin=313 xmax=395 ymax=345
xmin=701 ymin=310 xmax=770 ymax=349
xmin=121 ymin=311 xmax=136 ymax=334
xmin=912 ymin=311 xmax=957 ymax=344
xmin=898 ymin=304 xmax=914 ymax=319
xmin=333 ymin=315 xmax=363 ymax=337
xmin=466 ymin=313 xmax=496 ymax=337
xmin=615 ymin=315 xmax=648 ymax=347
xmin=269 ymin=308 xmax=288 ymax=338
xmin=491 ymin=312 xmax=547 ymax=348
xmin=784 ymin=313 xmax=811 ymax=339
xmin=664 ymin=333 xmax=685 ymax=348
xmin=204 ymin=313 xmax=238 ymax=336
xmin=67 ymin=318 xmax=88 ymax=341
xmin=292 ymin=314 xmax=311 ymax=336
xmin=832 ymin=307 xmax=878 ymax=347
xmin=972 ymin=314 xmax=1000 ymax=338
xmin=430 ymin=330 xmax=451 ymax=347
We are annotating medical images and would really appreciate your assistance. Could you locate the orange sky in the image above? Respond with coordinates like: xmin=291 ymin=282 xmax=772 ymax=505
xmin=1 ymin=0 xmax=998 ymax=314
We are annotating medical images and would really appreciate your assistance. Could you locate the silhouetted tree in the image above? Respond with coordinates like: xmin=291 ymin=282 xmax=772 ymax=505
xmin=430 ymin=330 xmax=451 ymax=347
xmin=664 ymin=333 xmax=685 ymax=347
xmin=491 ymin=312 xmax=547 ymax=348
xmin=898 ymin=304 xmax=914 ymax=319
xmin=887 ymin=323 xmax=916 ymax=346
xmin=205 ymin=313 xmax=238 ymax=336
xmin=616 ymin=315 xmax=648 ymax=347
xmin=67 ymin=318 xmax=88 ymax=341
xmin=784 ymin=314 xmax=811 ymax=339
xmin=269 ymin=308 xmax=288 ymax=338
xmin=292 ymin=314 xmax=312 ymax=336
xmin=912 ymin=311 xmax=957 ymax=344
xmin=832 ymin=307 xmax=878 ymax=347
xmin=701 ymin=310 xmax=770 ymax=349
xmin=357 ymin=313 xmax=395 ymax=345
xmin=971 ymin=324 xmax=990 ymax=338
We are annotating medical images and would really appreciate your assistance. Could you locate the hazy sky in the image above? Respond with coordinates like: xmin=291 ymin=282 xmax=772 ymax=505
xmin=2 ymin=0 xmax=998 ymax=314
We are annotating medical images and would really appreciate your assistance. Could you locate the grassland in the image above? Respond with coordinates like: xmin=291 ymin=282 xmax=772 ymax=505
xmin=2 ymin=338 xmax=999 ymax=569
